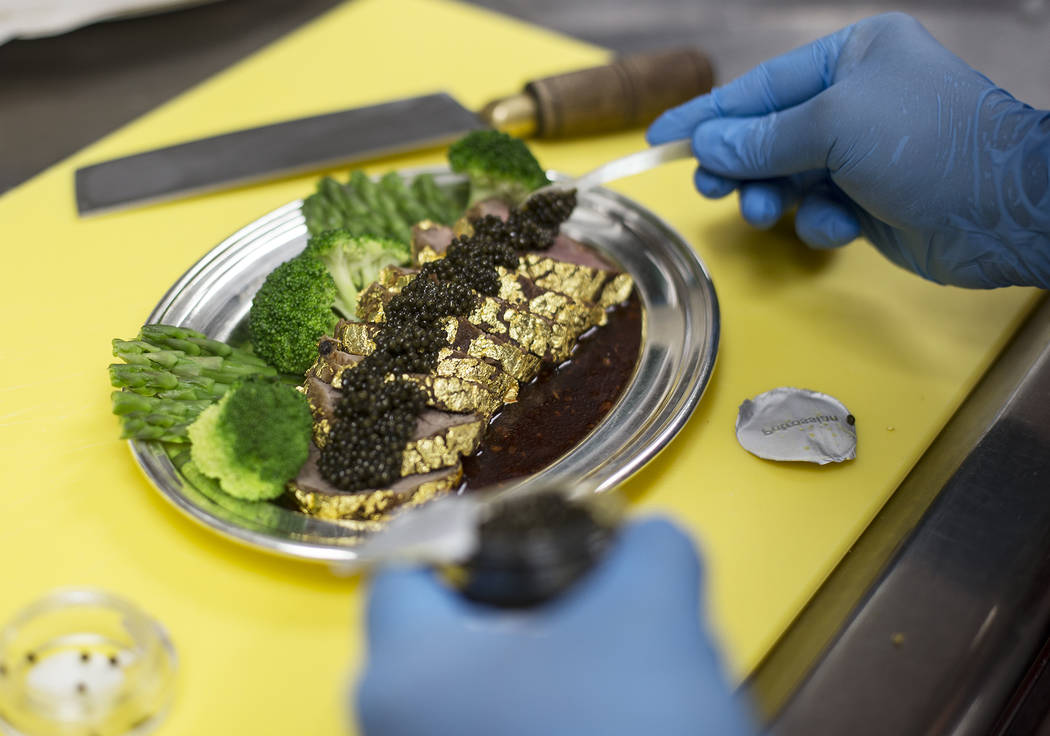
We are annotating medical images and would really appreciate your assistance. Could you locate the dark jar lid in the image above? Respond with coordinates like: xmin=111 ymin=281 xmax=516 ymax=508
xmin=446 ymin=489 xmax=620 ymax=608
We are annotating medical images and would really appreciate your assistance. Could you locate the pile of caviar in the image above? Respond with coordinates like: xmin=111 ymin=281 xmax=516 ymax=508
xmin=425 ymin=233 xmax=518 ymax=296
xmin=318 ymin=189 xmax=577 ymax=491
xmin=317 ymin=369 xmax=427 ymax=489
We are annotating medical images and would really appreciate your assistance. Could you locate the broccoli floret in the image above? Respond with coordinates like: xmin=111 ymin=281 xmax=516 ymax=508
xmin=249 ymin=255 xmax=339 ymax=374
xmin=304 ymin=229 xmax=410 ymax=318
xmin=447 ymin=130 xmax=548 ymax=207
xmin=187 ymin=377 xmax=312 ymax=500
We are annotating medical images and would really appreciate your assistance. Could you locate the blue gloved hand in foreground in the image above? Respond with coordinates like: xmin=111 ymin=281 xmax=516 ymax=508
xmin=648 ymin=12 xmax=1050 ymax=289
xmin=357 ymin=518 xmax=754 ymax=736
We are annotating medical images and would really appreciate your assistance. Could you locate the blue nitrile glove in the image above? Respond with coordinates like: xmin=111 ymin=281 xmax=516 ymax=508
xmin=356 ymin=518 xmax=754 ymax=736
xmin=647 ymin=12 xmax=1050 ymax=289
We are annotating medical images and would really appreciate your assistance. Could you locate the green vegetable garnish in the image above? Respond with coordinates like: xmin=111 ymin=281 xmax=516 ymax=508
xmin=304 ymin=229 xmax=409 ymax=319
xmin=447 ymin=130 xmax=548 ymax=207
xmin=187 ymin=377 xmax=312 ymax=501
xmin=248 ymin=255 xmax=340 ymax=375
xmin=301 ymin=170 xmax=462 ymax=238
xmin=108 ymin=324 xmax=277 ymax=442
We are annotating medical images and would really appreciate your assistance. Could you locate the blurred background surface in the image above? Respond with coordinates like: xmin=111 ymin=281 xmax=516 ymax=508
xmin=1 ymin=0 xmax=1047 ymax=194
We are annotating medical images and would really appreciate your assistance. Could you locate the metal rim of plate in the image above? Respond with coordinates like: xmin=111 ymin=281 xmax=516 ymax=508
xmin=130 ymin=167 xmax=719 ymax=563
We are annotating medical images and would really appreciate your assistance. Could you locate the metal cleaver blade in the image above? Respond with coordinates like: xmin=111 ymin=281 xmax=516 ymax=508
xmin=74 ymin=47 xmax=715 ymax=215
xmin=74 ymin=93 xmax=486 ymax=216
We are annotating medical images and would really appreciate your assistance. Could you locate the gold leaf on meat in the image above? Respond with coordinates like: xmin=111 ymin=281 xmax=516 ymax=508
xmin=527 ymin=289 xmax=607 ymax=331
xmin=401 ymin=418 xmax=485 ymax=476
xmin=290 ymin=465 xmax=463 ymax=522
xmin=461 ymin=329 xmax=541 ymax=383
xmin=337 ymin=321 xmax=377 ymax=353
xmin=598 ymin=273 xmax=635 ymax=308
xmin=292 ymin=486 xmax=400 ymax=521
xmin=416 ymin=245 xmax=442 ymax=264
xmin=434 ymin=349 xmax=518 ymax=403
xmin=519 ymin=255 xmax=609 ymax=303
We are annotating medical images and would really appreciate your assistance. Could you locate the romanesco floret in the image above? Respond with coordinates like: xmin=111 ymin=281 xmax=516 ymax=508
xmin=187 ymin=377 xmax=312 ymax=500
xmin=447 ymin=130 xmax=548 ymax=207
xmin=249 ymin=255 xmax=338 ymax=374
xmin=304 ymin=229 xmax=409 ymax=318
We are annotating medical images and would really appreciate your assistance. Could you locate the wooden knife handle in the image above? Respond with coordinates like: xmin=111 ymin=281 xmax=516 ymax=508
xmin=526 ymin=47 xmax=714 ymax=138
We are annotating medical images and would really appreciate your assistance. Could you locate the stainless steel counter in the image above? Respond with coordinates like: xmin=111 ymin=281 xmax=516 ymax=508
xmin=751 ymin=291 xmax=1050 ymax=735
xmin=2 ymin=1 xmax=1047 ymax=731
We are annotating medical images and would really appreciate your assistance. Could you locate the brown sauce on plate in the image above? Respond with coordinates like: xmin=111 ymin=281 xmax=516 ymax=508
xmin=461 ymin=291 xmax=642 ymax=490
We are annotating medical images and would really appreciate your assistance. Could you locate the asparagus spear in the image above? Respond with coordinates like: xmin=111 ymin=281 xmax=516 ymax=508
xmin=412 ymin=173 xmax=462 ymax=225
xmin=108 ymin=324 xmax=276 ymax=442
xmin=379 ymin=172 xmax=430 ymax=227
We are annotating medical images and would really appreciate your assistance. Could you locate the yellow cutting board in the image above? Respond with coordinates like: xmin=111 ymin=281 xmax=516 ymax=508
xmin=0 ymin=0 xmax=1040 ymax=733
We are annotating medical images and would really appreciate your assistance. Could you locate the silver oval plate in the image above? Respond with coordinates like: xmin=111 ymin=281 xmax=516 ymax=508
xmin=130 ymin=169 xmax=719 ymax=562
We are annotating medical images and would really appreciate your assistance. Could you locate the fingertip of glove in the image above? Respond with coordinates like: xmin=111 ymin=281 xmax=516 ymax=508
xmin=691 ymin=118 xmax=750 ymax=176
xmin=647 ymin=115 xmax=690 ymax=144
xmin=795 ymin=197 xmax=861 ymax=249
xmin=367 ymin=566 xmax=456 ymax=621
xmin=647 ymin=94 xmax=718 ymax=143
xmin=695 ymin=167 xmax=737 ymax=198
xmin=369 ymin=564 xmax=435 ymax=595
xmin=615 ymin=517 xmax=704 ymax=580
xmin=739 ymin=183 xmax=783 ymax=228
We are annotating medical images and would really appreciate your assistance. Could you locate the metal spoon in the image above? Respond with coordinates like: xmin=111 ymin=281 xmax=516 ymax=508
xmin=532 ymin=139 xmax=694 ymax=199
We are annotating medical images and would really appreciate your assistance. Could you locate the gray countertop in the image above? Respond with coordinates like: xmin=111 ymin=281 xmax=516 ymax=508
xmin=2 ymin=1 xmax=1048 ymax=731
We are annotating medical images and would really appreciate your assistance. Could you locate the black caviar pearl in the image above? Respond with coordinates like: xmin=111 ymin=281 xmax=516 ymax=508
xmin=521 ymin=189 xmax=577 ymax=230
xmin=318 ymin=338 xmax=338 ymax=356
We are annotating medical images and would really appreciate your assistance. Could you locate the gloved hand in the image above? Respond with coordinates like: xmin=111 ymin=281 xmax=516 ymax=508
xmin=647 ymin=12 xmax=1050 ymax=289
xmin=356 ymin=518 xmax=754 ymax=736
